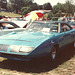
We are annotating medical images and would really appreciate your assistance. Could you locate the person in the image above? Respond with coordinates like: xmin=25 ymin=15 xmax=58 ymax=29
xmin=0 ymin=23 xmax=8 ymax=29
xmin=0 ymin=18 xmax=8 ymax=29
xmin=62 ymin=13 xmax=68 ymax=22
xmin=61 ymin=23 xmax=68 ymax=32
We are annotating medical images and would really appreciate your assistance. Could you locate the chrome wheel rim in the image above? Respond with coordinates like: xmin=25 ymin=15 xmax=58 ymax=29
xmin=51 ymin=47 xmax=56 ymax=60
xmin=74 ymin=42 xmax=75 ymax=47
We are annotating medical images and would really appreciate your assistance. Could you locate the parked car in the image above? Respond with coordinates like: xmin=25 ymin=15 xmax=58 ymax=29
xmin=0 ymin=21 xmax=75 ymax=61
xmin=0 ymin=21 xmax=27 ymax=36
xmin=11 ymin=21 xmax=28 ymax=28
xmin=67 ymin=21 xmax=75 ymax=29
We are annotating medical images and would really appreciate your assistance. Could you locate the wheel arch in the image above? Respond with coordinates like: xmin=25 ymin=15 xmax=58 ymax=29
xmin=53 ymin=44 xmax=59 ymax=51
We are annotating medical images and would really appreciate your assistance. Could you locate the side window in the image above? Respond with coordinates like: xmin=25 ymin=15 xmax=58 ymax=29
xmin=61 ymin=23 xmax=71 ymax=32
xmin=6 ymin=23 xmax=15 ymax=29
xmin=0 ymin=23 xmax=15 ymax=29
xmin=50 ymin=23 xmax=58 ymax=32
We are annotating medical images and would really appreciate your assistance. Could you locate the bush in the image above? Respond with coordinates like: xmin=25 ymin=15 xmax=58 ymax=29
xmin=21 ymin=7 xmax=31 ymax=15
xmin=48 ymin=12 xmax=54 ymax=18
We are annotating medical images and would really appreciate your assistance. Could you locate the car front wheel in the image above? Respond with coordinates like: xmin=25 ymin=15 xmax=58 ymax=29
xmin=71 ymin=42 xmax=75 ymax=49
xmin=73 ymin=42 xmax=75 ymax=48
xmin=50 ymin=46 xmax=57 ymax=61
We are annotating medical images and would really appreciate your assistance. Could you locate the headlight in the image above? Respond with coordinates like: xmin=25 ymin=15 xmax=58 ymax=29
xmin=10 ymin=45 xmax=21 ymax=52
xmin=10 ymin=45 xmax=34 ymax=53
xmin=19 ymin=46 xmax=34 ymax=53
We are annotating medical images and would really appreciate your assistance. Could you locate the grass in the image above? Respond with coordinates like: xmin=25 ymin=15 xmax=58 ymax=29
xmin=0 ymin=12 xmax=21 ymax=17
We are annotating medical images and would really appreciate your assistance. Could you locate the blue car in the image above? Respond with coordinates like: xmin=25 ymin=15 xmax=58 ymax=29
xmin=0 ymin=21 xmax=75 ymax=61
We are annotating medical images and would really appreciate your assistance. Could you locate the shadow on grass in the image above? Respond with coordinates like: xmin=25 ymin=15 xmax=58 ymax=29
xmin=0 ymin=47 xmax=75 ymax=73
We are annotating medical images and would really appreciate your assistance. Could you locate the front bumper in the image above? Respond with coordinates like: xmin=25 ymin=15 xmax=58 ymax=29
xmin=0 ymin=52 xmax=31 ymax=61
xmin=0 ymin=44 xmax=33 ymax=61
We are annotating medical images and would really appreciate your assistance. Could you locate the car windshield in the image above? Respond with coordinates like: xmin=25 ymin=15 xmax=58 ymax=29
xmin=26 ymin=22 xmax=58 ymax=32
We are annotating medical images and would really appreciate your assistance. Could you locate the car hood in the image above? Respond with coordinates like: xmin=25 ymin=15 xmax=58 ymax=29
xmin=0 ymin=31 xmax=56 ymax=47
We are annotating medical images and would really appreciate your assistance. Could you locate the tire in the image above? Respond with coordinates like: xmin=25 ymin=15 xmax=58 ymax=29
xmin=73 ymin=42 xmax=75 ymax=48
xmin=50 ymin=46 xmax=57 ymax=62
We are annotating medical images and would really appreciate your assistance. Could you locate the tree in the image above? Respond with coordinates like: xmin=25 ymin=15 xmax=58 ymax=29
xmin=0 ymin=0 xmax=7 ymax=9
xmin=7 ymin=2 xmax=13 ymax=12
xmin=63 ymin=0 xmax=75 ymax=15
xmin=53 ymin=0 xmax=75 ymax=16
xmin=53 ymin=3 xmax=63 ymax=14
xmin=0 ymin=0 xmax=1 ymax=12
xmin=43 ymin=3 xmax=52 ymax=10
xmin=21 ymin=7 xmax=30 ymax=15
xmin=0 ymin=6 xmax=1 ymax=12
xmin=9 ymin=0 xmax=33 ymax=13
xmin=0 ymin=0 xmax=1 ymax=7
xmin=29 ymin=3 xmax=39 ymax=11
xmin=48 ymin=12 xmax=54 ymax=18
xmin=38 ymin=5 xmax=43 ymax=9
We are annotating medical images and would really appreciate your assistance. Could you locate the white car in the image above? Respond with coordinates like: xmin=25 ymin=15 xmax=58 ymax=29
xmin=0 ymin=21 xmax=27 ymax=36
xmin=11 ymin=21 xmax=28 ymax=28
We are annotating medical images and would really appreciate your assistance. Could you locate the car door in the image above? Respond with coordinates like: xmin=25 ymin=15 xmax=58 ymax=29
xmin=59 ymin=32 xmax=69 ymax=47
xmin=63 ymin=23 xmax=75 ymax=44
xmin=59 ymin=23 xmax=75 ymax=47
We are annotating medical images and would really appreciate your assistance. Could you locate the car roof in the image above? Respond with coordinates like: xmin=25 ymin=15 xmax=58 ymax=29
xmin=33 ymin=21 xmax=67 ymax=24
xmin=33 ymin=21 xmax=73 ymax=29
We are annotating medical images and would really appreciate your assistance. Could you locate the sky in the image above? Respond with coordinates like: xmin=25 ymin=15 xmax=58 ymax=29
xmin=7 ymin=0 xmax=75 ymax=6
xmin=33 ymin=0 xmax=75 ymax=6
